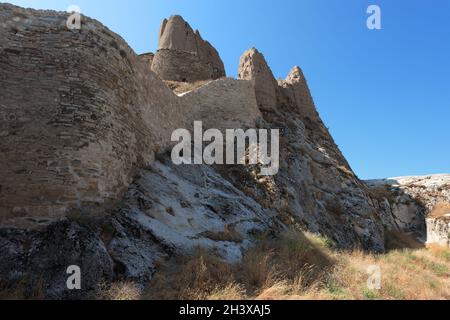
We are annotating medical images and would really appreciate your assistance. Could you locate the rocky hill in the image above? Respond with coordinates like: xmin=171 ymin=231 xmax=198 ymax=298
xmin=0 ymin=4 xmax=448 ymax=299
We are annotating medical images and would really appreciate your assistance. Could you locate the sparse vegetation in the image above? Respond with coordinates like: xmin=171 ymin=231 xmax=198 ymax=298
xmin=384 ymin=230 xmax=424 ymax=250
xmin=141 ymin=230 xmax=450 ymax=300
xmin=4 ymin=229 xmax=449 ymax=300
xmin=99 ymin=282 xmax=140 ymax=300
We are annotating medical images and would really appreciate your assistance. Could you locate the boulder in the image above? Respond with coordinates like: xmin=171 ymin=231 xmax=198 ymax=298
xmin=0 ymin=220 xmax=113 ymax=299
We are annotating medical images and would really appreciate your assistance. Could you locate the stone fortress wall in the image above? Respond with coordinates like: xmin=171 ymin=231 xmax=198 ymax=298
xmin=1 ymin=4 xmax=448 ymax=249
xmin=0 ymin=4 xmax=184 ymax=225
xmin=0 ymin=4 xmax=386 ymax=251
xmin=0 ymin=6 xmax=263 ymax=225
xmin=2 ymin=3 xmax=450 ymax=299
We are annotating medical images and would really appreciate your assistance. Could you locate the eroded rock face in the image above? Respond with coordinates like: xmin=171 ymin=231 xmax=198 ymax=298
xmin=0 ymin=220 xmax=113 ymax=299
xmin=0 ymin=4 xmax=183 ymax=225
xmin=366 ymin=175 xmax=450 ymax=243
xmin=234 ymin=48 xmax=385 ymax=252
xmin=426 ymin=216 xmax=450 ymax=246
xmin=151 ymin=15 xmax=225 ymax=82
xmin=116 ymin=157 xmax=280 ymax=262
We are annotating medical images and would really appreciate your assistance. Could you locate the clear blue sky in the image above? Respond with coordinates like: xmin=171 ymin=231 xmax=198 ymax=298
xmin=6 ymin=0 xmax=450 ymax=179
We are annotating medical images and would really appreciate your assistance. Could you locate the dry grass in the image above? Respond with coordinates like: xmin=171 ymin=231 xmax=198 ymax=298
xmin=98 ymin=282 xmax=141 ymax=300
xmin=142 ymin=230 xmax=450 ymax=300
xmin=384 ymin=230 xmax=424 ymax=250
xmin=143 ymin=231 xmax=331 ymax=300
xmin=143 ymin=247 xmax=237 ymax=300
xmin=429 ymin=202 xmax=450 ymax=218
xmin=4 ymin=231 xmax=448 ymax=300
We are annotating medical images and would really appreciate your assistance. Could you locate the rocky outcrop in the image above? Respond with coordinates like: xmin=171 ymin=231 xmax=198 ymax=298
xmin=366 ymin=174 xmax=450 ymax=244
xmin=0 ymin=220 xmax=113 ymax=299
xmin=151 ymin=15 xmax=225 ymax=82
xmin=115 ymin=156 xmax=279 ymax=262
xmin=426 ymin=216 xmax=450 ymax=247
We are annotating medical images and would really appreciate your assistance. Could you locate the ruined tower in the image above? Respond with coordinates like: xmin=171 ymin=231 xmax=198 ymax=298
xmin=150 ymin=15 xmax=226 ymax=82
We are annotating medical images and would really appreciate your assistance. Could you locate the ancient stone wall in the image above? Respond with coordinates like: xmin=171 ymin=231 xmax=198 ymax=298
xmin=180 ymin=78 xmax=262 ymax=132
xmin=151 ymin=15 xmax=225 ymax=82
xmin=1 ymin=5 xmax=386 ymax=250
xmin=280 ymin=66 xmax=321 ymax=122
xmin=0 ymin=4 xmax=184 ymax=225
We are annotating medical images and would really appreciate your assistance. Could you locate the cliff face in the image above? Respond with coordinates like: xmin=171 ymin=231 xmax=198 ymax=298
xmin=366 ymin=174 xmax=450 ymax=244
xmin=0 ymin=4 xmax=448 ymax=298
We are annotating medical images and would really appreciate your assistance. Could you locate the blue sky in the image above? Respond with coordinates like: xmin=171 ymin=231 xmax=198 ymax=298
xmin=6 ymin=0 xmax=450 ymax=179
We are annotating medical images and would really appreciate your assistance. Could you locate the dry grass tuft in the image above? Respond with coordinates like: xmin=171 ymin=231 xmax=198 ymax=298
xmin=99 ymin=282 xmax=141 ymax=300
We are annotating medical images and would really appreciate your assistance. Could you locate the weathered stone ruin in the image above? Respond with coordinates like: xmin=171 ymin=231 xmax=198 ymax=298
xmin=150 ymin=15 xmax=225 ymax=82
xmin=0 ymin=5 xmax=184 ymax=225
xmin=238 ymin=48 xmax=278 ymax=112
xmin=0 ymin=3 xmax=448 ymax=298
